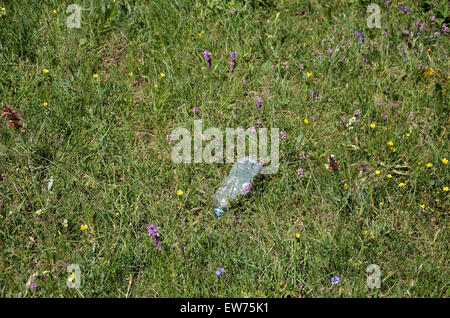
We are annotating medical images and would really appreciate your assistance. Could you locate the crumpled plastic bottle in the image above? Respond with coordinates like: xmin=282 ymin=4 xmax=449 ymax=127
xmin=213 ymin=157 xmax=261 ymax=217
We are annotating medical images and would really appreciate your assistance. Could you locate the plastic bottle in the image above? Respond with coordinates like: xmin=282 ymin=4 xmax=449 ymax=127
xmin=213 ymin=157 xmax=261 ymax=217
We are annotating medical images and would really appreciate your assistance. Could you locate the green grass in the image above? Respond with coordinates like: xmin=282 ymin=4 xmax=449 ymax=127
xmin=0 ymin=0 xmax=448 ymax=297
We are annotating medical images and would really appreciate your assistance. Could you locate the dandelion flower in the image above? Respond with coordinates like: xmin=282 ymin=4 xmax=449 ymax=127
xmin=80 ymin=224 xmax=88 ymax=231
xmin=398 ymin=182 xmax=406 ymax=187
xmin=43 ymin=102 xmax=48 ymax=106
xmin=387 ymin=141 xmax=393 ymax=146
xmin=443 ymin=186 xmax=448 ymax=192
xmin=375 ymin=170 xmax=380 ymax=175
xmin=177 ymin=189 xmax=183 ymax=196
xmin=52 ymin=9 xmax=57 ymax=14
xmin=306 ymin=72 xmax=312 ymax=77
xmin=419 ymin=204 xmax=425 ymax=209
xmin=93 ymin=73 xmax=99 ymax=79
xmin=198 ymin=30 xmax=204 ymax=37
xmin=128 ymin=72 xmax=133 ymax=76
xmin=391 ymin=147 xmax=396 ymax=152
xmin=441 ymin=158 xmax=448 ymax=164
xmin=154 ymin=84 xmax=158 ymax=88
xmin=160 ymin=73 xmax=165 ymax=78
xmin=426 ymin=163 xmax=433 ymax=168
xmin=43 ymin=69 xmax=49 ymax=73
xmin=387 ymin=174 xmax=392 ymax=178
xmin=295 ymin=233 xmax=300 ymax=239
xmin=370 ymin=123 xmax=376 ymax=129
xmin=304 ymin=119 xmax=309 ymax=124
xmin=406 ymin=133 xmax=410 ymax=137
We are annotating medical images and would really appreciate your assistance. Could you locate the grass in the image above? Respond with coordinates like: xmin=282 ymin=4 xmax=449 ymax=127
xmin=0 ymin=0 xmax=448 ymax=297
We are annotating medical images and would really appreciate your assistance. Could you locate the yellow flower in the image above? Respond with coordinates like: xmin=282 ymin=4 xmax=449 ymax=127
xmin=391 ymin=147 xmax=396 ymax=152
xmin=306 ymin=72 xmax=312 ymax=77
xmin=387 ymin=174 xmax=392 ymax=178
xmin=343 ymin=183 xmax=348 ymax=190
xmin=419 ymin=204 xmax=425 ymax=209
xmin=198 ymin=30 xmax=204 ymax=37
xmin=441 ymin=158 xmax=448 ymax=165
xmin=43 ymin=69 xmax=49 ymax=73
xmin=80 ymin=224 xmax=88 ymax=231
xmin=406 ymin=133 xmax=410 ymax=137
xmin=93 ymin=73 xmax=99 ymax=79
xmin=128 ymin=72 xmax=133 ymax=76
xmin=398 ymin=183 xmax=406 ymax=187
xmin=43 ymin=102 xmax=48 ymax=106
xmin=115 ymin=212 xmax=120 ymax=216
xmin=295 ymin=233 xmax=300 ymax=239
xmin=370 ymin=123 xmax=376 ymax=129
xmin=375 ymin=170 xmax=380 ymax=175
xmin=156 ymin=201 xmax=160 ymax=205
xmin=67 ymin=272 xmax=76 ymax=282
xmin=362 ymin=230 xmax=368 ymax=236
xmin=177 ymin=189 xmax=183 ymax=196
xmin=154 ymin=84 xmax=158 ymax=88
xmin=160 ymin=73 xmax=165 ymax=78
xmin=304 ymin=119 xmax=309 ymax=124
xmin=387 ymin=141 xmax=393 ymax=146
xmin=418 ymin=161 xmax=422 ymax=165
xmin=426 ymin=163 xmax=433 ymax=168
xmin=52 ymin=9 xmax=57 ymax=14
xmin=443 ymin=186 xmax=449 ymax=192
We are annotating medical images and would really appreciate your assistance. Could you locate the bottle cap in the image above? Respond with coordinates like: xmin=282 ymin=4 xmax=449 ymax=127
xmin=214 ymin=207 xmax=225 ymax=217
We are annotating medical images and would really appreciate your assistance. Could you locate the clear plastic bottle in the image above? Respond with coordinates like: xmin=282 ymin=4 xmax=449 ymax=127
xmin=213 ymin=157 xmax=261 ymax=217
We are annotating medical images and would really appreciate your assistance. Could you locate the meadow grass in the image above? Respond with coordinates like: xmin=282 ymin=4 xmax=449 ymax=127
xmin=0 ymin=0 xmax=448 ymax=297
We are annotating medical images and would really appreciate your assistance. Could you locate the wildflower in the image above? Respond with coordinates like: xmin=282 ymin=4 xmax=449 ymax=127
xmin=280 ymin=131 xmax=287 ymax=139
xmin=362 ymin=230 xmax=368 ymax=236
xmin=370 ymin=122 xmax=376 ymax=129
xmin=198 ymin=30 xmax=204 ymax=37
xmin=306 ymin=72 xmax=312 ymax=77
xmin=443 ymin=187 xmax=448 ymax=192
xmin=387 ymin=174 xmax=392 ymax=178
xmin=406 ymin=133 xmax=410 ymax=137
xmin=424 ymin=67 xmax=434 ymax=77
xmin=216 ymin=267 xmax=225 ymax=277
xmin=419 ymin=204 xmax=425 ymax=209
xmin=30 ymin=283 xmax=38 ymax=289
xmin=297 ymin=167 xmax=304 ymax=177
xmin=242 ymin=183 xmax=252 ymax=195
xmin=243 ymin=79 xmax=246 ymax=85
xmin=391 ymin=147 xmax=396 ymax=152
xmin=52 ymin=9 xmax=57 ymax=14
xmin=328 ymin=97 xmax=334 ymax=103
xmin=375 ymin=170 xmax=380 ymax=175
xmin=166 ymin=134 xmax=173 ymax=141
xmin=147 ymin=224 xmax=162 ymax=251
xmin=328 ymin=48 xmax=333 ymax=54
xmin=203 ymin=50 xmax=212 ymax=68
xmin=256 ymin=97 xmax=263 ymax=109
xmin=354 ymin=109 xmax=361 ymax=116
xmin=228 ymin=51 xmax=238 ymax=72
xmin=304 ymin=119 xmax=309 ymax=124
xmin=381 ymin=113 xmax=387 ymax=120
xmin=43 ymin=69 xmax=49 ymax=73
xmin=426 ymin=163 xmax=433 ymax=168
xmin=311 ymin=91 xmax=318 ymax=98
xmin=154 ymin=84 xmax=158 ymax=88
xmin=299 ymin=153 xmax=306 ymax=160
xmin=1 ymin=105 xmax=22 ymax=130
xmin=177 ymin=189 xmax=183 ymax=196
xmin=192 ymin=107 xmax=199 ymax=113
xmin=43 ymin=102 xmax=48 ymax=106
xmin=403 ymin=28 xmax=409 ymax=35
xmin=160 ymin=73 xmax=165 ymax=78
xmin=353 ymin=30 xmax=365 ymax=42
xmin=67 ymin=272 xmax=76 ymax=282
xmin=93 ymin=73 xmax=99 ymax=79
xmin=398 ymin=183 xmax=406 ymax=187
xmin=387 ymin=141 xmax=393 ymax=146
xmin=129 ymin=72 xmax=133 ymax=76
xmin=399 ymin=5 xmax=411 ymax=13
xmin=331 ymin=276 xmax=340 ymax=285
xmin=299 ymin=64 xmax=304 ymax=70
xmin=441 ymin=158 xmax=448 ymax=164
xmin=295 ymin=233 xmax=300 ymax=239
xmin=80 ymin=224 xmax=88 ymax=231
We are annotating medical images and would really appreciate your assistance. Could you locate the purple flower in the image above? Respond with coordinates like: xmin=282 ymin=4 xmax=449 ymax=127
xmin=166 ymin=134 xmax=173 ymax=141
xmin=403 ymin=28 xmax=409 ymax=35
xmin=328 ymin=97 xmax=334 ymax=103
xmin=297 ymin=168 xmax=304 ymax=177
xmin=331 ymin=276 xmax=340 ymax=285
xmin=299 ymin=153 xmax=306 ymax=160
xmin=340 ymin=116 xmax=346 ymax=124
xmin=192 ymin=107 xmax=199 ymax=113
xmin=442 ymin=23 xmax=449 ymax=33
xmin=30 ymin=283 xmax=38 ymax=289
xmin=430 ymin=16 xmax=435 ymax=23
xmin=147 ymin=224 xmax=162 ymax=251
xmin=298 ymin=64 xmax=304 ymax=70
xmin=203 ymin=50 xmax=211 ymax=68
xmin=228 ymin=50 xmax=238 ymax=72
xmin=280 ymin=130 xmax=287 ymax=139
xmin=384 ymin=0 xmax=390 ymax=6
xmin=381 ymin=113 xmax=387 ymax=120
xmin=399 ymin=5 xmax=411 ymax=13
xmin=328 ymin=48 xmax=333 ymax=54
xmin=242 ymin=183 xmax=253 ymax=195
xmin=354 ymin=109 xmax=361 ymax=116
xmin=243 ymin=79 xmax=246 ymax=85
xmin=317 ymin=56 xmax=322 ymax=61
xmin=256 ymin=97 xmax=263 ymax=109
xmin=362 ymin=57 xmax=368 ymax=63
xmin=353 ymin=30 xmax=365 ymax=42
xmin=216 ymin=267 xmax=225 ymax=277
xmin=311 ymin=91 xmax=318 ymax=98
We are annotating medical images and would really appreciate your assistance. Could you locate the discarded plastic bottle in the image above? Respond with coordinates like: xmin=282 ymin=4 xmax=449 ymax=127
xmin=213 ymin=157 xmax=261 ymax=217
